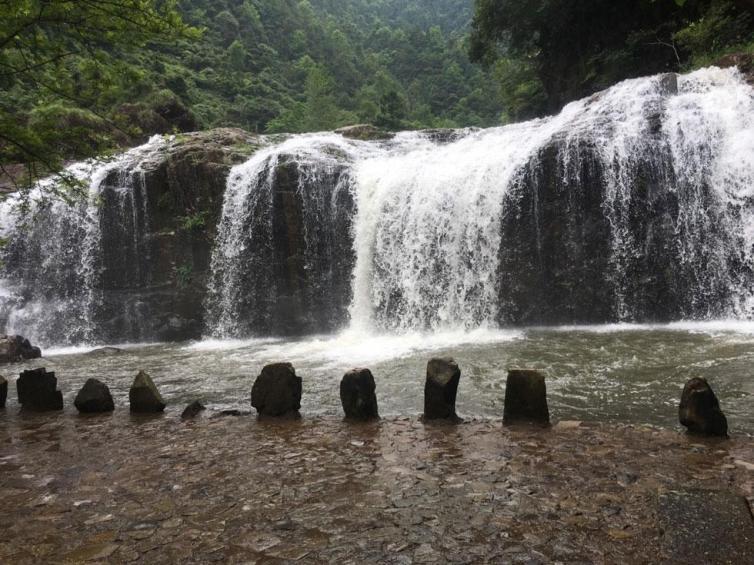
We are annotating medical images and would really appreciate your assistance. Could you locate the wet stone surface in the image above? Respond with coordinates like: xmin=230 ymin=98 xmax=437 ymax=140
xmin=1 ymin=412 xmax=753 ymax=564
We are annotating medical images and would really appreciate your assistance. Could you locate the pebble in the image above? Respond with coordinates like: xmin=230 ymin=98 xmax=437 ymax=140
xmin=0 ymin=414 xmax=752 ymax=563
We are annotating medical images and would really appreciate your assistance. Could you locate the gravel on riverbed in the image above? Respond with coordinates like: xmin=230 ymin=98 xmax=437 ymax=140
xmin=1 ymin=412 xmax=753 ymax=563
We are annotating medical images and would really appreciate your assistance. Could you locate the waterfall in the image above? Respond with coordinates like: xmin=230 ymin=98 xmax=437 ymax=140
xmin=207 ymin=66 xmax=752 ymax=334
xmin=0 ymin=136 xmax=164 ymax=346
xmin=2 ymin=67 xmax=753 ymax=345
xmin=204 ymin=134 xmax=379 ymax=338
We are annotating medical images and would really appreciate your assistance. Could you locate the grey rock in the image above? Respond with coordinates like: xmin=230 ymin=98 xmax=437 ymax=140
xmin=74 ymin=378 xmax=115 ymax=413
xmin=250 ymin=363 xmax=302 ymax=417
xmin=335 ymin=124 xmax=394 ymax=141
xmin=0 ymin=335 xmax=42 ymax=363
xmin=181 ymin=400 xmax=206 ymax=420
xmin=658 ymin=72 xmax=678 ymax=95
xmin=340 ymin=368 xmax=379 ymax=421
xmin=0 ymin=375 xmax=6 ymax=408
xmin=129 ymin=371 xmax=166 ymax=413
xmin=503 ymin=369 xmax=550 ymax=426
xmin=679 ymin=377 xmax=728 ymax=437
xmin=86 ymin=347 xmax=123 ymax=357
xmin=17 ymin=367 xmax=63 ymax=411
xmin=423 ymin=358 xmax=461 ymax=420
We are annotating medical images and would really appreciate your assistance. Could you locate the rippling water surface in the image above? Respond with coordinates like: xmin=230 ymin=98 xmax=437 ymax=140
xmin=5 ymin=322 xmax=754 ymax=433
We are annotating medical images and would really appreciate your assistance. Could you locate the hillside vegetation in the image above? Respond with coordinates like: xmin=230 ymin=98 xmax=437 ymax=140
xmin=1 ymin=0 xmax=753 ymax=189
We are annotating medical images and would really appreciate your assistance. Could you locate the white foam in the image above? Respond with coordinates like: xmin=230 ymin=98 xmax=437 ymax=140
xmin=245 ymin=327 xmax=521 ymax=368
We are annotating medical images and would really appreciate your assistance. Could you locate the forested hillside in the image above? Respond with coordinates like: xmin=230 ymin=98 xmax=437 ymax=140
xmin=471 ymin=0 xmax=754 ymax=119
xmin=1 ymin=0 xmax=498 ymax=180
xmin=2 ymin=0 xmax=753 ymax=189
xmin=171 ymin=0 xmax=500 ymax=133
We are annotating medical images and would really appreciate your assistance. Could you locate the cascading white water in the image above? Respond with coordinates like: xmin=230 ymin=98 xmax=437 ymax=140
xmin=0 ymin=136 xmax=165 ymax=345
xmin=204 ymin=134 xmax=382 ymax=338
xmin=665 ymin=68 xmax=754 ymax=315
xmin=2 ymin=67 xmax=753 ymax=346
xmin=203 ymin=66 xmax=754 ymax=337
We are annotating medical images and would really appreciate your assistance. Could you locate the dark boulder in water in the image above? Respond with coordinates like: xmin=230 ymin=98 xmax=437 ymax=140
xmin=503 ymin=369 xmax=550 ymax=426
xmin=0 ymin=335 xmax=41 ymax=363
xmin=181 ymin=400 xmax=206 ymax=420
xmin=17 ymin=367 xmax=63 ymax=411
xmin=251 ymin=363 xmax=302 ymax=417
xmin=0 ymin=375 xmax=6 ymax=408
xmin=86 ymin=347 xmax=123 ymax=357
xmin=340 ymin=368 xmax=379 ymax=421
xmin=423 ymin=358 xmax=461 ymax=421
xmin=679 ymin=378 xmax=728 ymax=437
xmin=129 ymin=370 xmax=166 ymax=413
xmin=74 ymin=378 xmax=115 ymax=413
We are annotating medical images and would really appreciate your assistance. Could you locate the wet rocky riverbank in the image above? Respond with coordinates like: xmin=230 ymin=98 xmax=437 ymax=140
xmin=1 ymin=412 xmax=753 ymax=563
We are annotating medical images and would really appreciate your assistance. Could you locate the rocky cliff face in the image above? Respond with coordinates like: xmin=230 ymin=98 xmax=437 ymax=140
xmin=94 ymin=128 xmax=265 ymax=342
xmin=1 ymin=66 xmax=753 ymax=346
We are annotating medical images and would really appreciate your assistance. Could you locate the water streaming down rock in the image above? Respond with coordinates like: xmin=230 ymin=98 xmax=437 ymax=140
xmin=204 ymin=135 xmax=379 ymax=337
xmin=347 ymin=67 xmax=754 ymax=330
xmin=1 ymin=67 xmax=753 ymax=345
xmin=0 ymin=137 xmax=165 ymax=345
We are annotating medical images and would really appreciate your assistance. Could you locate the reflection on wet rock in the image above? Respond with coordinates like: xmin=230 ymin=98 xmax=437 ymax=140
xmin=0 ymin=414 xmax=753 ymax=562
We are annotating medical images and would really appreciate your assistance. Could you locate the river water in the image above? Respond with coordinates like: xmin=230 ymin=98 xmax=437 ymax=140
xmin=3 ymin=321 xmax=754 ymax=433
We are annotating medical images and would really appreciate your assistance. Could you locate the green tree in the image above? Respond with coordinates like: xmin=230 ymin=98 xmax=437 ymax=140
xmin=0 ymin=0 xmax=194 ymax=190
xmin=376 ymin=90 xmax=407 ymax=130
xmin=470 ymin=0 xmax=754 ymax=113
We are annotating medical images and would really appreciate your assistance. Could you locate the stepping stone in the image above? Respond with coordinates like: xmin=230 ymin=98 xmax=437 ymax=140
xmin=679 ymin=377 xmax=728 ymax=437
xmin=423 ymin=358 xmax=461 ymax=420
xmin=340 ymin=368 xmax=379 ymax=421
xmin=251 ymin=363 xmax=302 ymax=417
xmin=181 ymin=400 xmax=206 ymax=420
xmin=17 ymin=367 xmax=63 ymax=411
xmin=74 ymin=378 xmax=115 ymax=413
xmin=503 ymin=369 xmax=549 ymax=426
xmin=129 ymin=371 xmax=166 ymax=413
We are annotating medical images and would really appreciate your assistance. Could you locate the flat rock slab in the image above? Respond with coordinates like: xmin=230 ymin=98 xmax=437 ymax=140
xmin=659 ymin=488 xmax=754 ymax=563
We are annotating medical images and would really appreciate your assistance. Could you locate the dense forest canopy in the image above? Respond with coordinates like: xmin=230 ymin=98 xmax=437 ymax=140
xmin=0 ymin=0 xmax=502 ymax=189
xmin=1 ymin=0 xmax=753 ymax=189
xmin=470 ymin=0 xmax=754 ymax=118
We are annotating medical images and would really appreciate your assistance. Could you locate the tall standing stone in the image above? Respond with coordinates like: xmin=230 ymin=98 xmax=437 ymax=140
xmin=423 ymin=358 xmax=461 ymax=420
xmin=340 ymin=368 xmax=379 ymax=421
xmin=17 ymin=368 xmax=63 ymax=412
xmin=0 ymin=375 xmax=7 ymax=408
xmin=679 ymin=378 xmax=728 ymax=437
xmin=503 ymin=369 xmax=550 ymax=426
xmin=251 ymin=363 xmax=302 ymax=417
xmin=74 ymin=378 xmax=115 ymax=414
xmin=129 ymin=371 xmax=166 ymax=413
